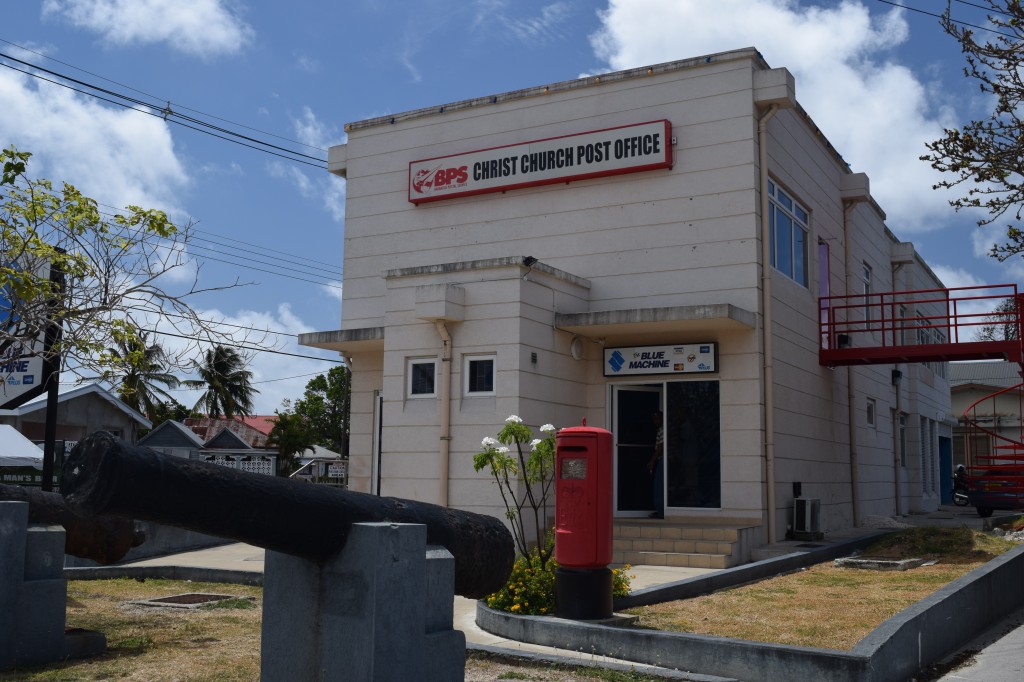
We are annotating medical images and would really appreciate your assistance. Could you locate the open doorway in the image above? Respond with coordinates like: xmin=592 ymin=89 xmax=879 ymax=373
xmin=612 ymin=380 xmax=721 ymax=516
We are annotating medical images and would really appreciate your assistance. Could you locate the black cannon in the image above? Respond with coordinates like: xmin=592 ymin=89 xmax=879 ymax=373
xmin=0 ymin=482 xmax=144 ymax=564
xmin=61 ymin=432 xmax=514 ymax=599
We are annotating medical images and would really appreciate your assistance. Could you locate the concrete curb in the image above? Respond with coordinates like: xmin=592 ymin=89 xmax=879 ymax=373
xmin=466 ymin=643 xmax=737 ymax=681
xmin=65 ymin=565 xmax=263 ymax=586
xmin=477 ymin=540 xmax=1024 ymax=682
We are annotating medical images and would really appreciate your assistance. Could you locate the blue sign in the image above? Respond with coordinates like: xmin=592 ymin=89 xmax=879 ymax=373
xmin=603 ymin=343 xmax=717 ymax=377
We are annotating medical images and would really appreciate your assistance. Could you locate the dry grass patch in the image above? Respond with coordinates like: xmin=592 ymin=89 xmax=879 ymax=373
xmin=628 ymin=527 xmax=1017 ymax=651
xmin=14 ymin=578 xmax=262 ymax=681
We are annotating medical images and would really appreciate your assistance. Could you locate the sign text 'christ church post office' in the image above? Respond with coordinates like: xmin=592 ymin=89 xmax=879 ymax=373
xmin=408 ymin=120 xmax=672 ymax=204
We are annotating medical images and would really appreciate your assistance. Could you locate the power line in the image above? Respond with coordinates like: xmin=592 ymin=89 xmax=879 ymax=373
xmin=0 ymin=51 xmax=327 ymax=168
xmin=189 ymin=234 xmax=341 ymax=280
xmin=185 ymin=247 xmax=343 ymax=289
xmin=0 ymin=37 xmax=327 ymax=154
xmin=953 ymin=0 xmax=1014 ymax=19
xmin=144 ymin=328 xmax=345 ymax=363
xmin=142 ymin=310 xmax=302 ymax=338
xmin=874 ymin=0 xmax=1020 ymax=39
xmin=10 ymin=186 xmax=344 ymax=289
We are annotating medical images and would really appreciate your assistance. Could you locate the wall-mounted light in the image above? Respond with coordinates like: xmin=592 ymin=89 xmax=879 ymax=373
xmin=570 ymin=337 xmax=584 ymax=361
xmin=531 ymin=352 xmax=538 ymax=365
xmin=891 ymin=369 xmax=903 ymax=386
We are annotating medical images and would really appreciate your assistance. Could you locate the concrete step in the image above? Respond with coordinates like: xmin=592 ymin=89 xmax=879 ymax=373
xmin=612 ymin=519 xmax=749 ymax=569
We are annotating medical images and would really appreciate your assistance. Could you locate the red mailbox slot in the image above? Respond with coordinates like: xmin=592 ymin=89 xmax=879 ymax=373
xmin=555 ymin=426 xmax=612 ymax=569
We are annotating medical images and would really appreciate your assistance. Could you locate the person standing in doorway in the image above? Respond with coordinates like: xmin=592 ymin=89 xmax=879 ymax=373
xmin=647 ymin=410 xmax=664 ymax=519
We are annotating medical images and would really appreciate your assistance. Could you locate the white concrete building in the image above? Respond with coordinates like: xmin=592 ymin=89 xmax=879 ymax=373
xmin=302 ymin=48 xmax=952 ymax=562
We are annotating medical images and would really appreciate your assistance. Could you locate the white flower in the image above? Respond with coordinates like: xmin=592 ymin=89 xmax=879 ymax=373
xmin=481 ymin=436 xmax=498 ymax=449
xmin=540 ymin=423 xmax=555 ymax=433
xmin=505 ymin=415 xmax=523 ymax=423
xmin=497 ymin=446 xmax=510 ymax=454
xmin=530 ymin=439 xmax=542 ymax=451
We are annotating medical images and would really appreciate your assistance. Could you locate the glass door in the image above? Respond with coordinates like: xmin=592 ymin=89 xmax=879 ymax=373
xmin=665 ymin=381 xmax=721 ymax=508
xmin=612 ymin=385 xmax=662 ymax=516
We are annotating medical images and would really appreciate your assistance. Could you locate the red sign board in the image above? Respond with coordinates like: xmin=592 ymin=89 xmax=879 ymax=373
xmin=408 ymin=120 xmax=672 ymax=204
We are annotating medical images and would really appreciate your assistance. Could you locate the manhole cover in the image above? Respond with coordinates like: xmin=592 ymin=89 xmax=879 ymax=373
xmin=833 ymin=556 xmax=927 ymax=571
xmin=129 ymin=593 xmax=254 ymax=609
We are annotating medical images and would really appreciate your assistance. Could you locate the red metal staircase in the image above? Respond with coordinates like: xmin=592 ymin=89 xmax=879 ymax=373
xmin=819 ymin=284 xmax=1024 ymax=514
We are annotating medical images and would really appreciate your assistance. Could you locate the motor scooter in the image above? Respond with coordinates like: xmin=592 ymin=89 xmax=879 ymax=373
xmin=953 ymin=464 xmax=969 ymax=506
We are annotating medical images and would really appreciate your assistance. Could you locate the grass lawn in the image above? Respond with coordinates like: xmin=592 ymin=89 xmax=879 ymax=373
xmin=626 ymin=526 xmax=1018 ymax=650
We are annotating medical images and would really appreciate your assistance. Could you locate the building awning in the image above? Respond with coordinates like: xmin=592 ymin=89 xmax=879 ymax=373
xmin=299 ymin=327 xmax=385 ymax=354
xmin=555 ymin=304 xmax=756 ymax=344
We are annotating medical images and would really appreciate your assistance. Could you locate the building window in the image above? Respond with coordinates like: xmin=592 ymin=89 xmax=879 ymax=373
xmin=407 ymin=358 xmax=436 ymax=398
xmin=893 ymin=410 xmax=907 ymax=468
xmin=866 ymin=398 xmax=876 ymax=427
xmin=768 ymin=180 xmax=809 ymax=286
xmin=464 ymin=355 xmax=495 ymax=396
xmin=861 ymin=263 xmax=872 ymax=322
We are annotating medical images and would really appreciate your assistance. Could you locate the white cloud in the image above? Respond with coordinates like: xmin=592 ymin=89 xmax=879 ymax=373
xmin=265 ymin=108 xmax=347 ymax=221
xmin=475 ymin=1 xmax=574 ymax=44
xmin=929 ymin=265 xmax=983 ymax=290
xmin=321 ymin=281 xmax=343 ymax=304
xmin=292 ymin=106 xmax=343 ymax=151
xmin=294 ymin=53 xmax=321 ymax=74
xmin=0 ymin=66 xmax=188 ymax=215
xmin=41 ymin=0 xmax=254 ymax=58
xmin=589 ymin=0 xmax=961 ymax=235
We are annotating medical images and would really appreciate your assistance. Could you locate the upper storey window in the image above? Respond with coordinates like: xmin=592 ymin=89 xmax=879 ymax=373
xmin=768 ymin=181 xmax=809 ymax=287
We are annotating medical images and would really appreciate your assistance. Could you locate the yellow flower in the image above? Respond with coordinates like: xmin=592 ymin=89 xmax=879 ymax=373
xmin=511 ymin=604 xmax=520 ymax=612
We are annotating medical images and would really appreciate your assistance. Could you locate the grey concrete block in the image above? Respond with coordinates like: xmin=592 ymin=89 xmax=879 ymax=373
xmin=24 ymin=525 xmax=65 ymax=580
xmin=425 ymin=545 xmax=455 ymax=632
xmin=261 ymin=523 xmax=464 ymax=682
xmin=13 ymin=578 xmax=67 ymax=667
xmin=0 ymin=501 xmax=29 ymax=670
xmin=260 ymin=548 xmax=325 ymax=681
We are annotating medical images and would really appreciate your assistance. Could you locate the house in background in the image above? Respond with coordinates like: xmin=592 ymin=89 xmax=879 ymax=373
xmin=183 ymin=416 xmax=271 ymax=448
xmin=138 ymin=418 xmax=278 ymax=476
xmin=136 ymin=419 xmax=206 ymax=458
xmin=0 ymin=383 xmax=150 ymax=446
xmin=950 ymin=360 xmax=1023 ymax=470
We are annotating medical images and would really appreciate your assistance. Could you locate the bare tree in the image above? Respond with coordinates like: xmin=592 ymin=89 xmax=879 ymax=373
xmin=921 ymin=1 xmax=1024 ymax=260
xmin=1 ymin=146 xmax=269 ymax=384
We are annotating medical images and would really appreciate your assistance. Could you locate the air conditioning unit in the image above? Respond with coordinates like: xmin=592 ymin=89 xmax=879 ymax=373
xmin=793 ymin=497 xmax=823 ymax=540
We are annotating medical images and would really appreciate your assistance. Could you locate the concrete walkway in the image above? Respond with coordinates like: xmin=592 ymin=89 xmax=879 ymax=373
xmin=109 ymin=508 xmax=1023 ymax=681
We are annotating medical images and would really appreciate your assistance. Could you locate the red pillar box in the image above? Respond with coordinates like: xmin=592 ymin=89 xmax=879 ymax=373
xmin=554 ymin=425 xmax=613 ymax=620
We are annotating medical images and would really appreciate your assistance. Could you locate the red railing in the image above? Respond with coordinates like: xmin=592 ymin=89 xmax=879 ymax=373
xmin=820 ymin=284 xmax=1024 ymax=513
xmin=962 ymin=381 xmax=1024 ymax=510
xmin=820 ymin=284 xmax=1024 ymax=366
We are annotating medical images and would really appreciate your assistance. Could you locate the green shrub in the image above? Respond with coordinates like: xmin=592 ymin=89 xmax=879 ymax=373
xmin=485 ymin=535 xmax=634 ymax=615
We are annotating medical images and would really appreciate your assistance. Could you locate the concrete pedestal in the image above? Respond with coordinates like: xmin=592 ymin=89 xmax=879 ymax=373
xmin=0 ymin=501 xmax=105 ymax=671
xmin=260 ymin=522 xmax=465 ymax=682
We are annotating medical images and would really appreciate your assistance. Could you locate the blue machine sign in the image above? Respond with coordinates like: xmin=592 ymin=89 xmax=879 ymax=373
xmin=604 ymin=344 xmax=717 ymax=376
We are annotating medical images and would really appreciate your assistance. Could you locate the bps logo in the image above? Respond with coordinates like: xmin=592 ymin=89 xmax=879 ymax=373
xmin=412 ymin=165 xmax=469 ymax=194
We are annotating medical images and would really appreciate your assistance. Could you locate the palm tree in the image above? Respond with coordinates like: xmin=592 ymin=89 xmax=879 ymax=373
xmin=188 ymin=345 xmax=257 ymax=418
xmin=101 ymin=332 xmax=180 ymax=419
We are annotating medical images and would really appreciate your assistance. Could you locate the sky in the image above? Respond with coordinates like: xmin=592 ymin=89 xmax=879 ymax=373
xmin=2 ymin=0 xmax=1017 ymax=414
